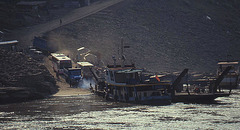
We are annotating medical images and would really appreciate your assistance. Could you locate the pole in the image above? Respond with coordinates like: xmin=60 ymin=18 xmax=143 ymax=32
xmin=121 ymin=38 xmax=125 ymax=67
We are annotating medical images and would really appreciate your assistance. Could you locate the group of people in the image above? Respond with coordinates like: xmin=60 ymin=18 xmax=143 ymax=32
xmin=186 ymin=84 xmax=206 ymax=93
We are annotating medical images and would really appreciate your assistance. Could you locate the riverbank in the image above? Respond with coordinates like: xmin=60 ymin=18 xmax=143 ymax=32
xmin=0 ymin=48 xmax=58 ymax=104
xmin=0 ymin=50 xmax=91 ymax=104
xmin=0 ymin=0 xmax=123 ymax=103
xmin=40 ymin=0 xmax=124 ymax=97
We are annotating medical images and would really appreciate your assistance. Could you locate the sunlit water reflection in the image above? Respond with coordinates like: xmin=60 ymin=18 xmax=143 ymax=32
xmin=0 ymin=90 xmax=239 ymax=129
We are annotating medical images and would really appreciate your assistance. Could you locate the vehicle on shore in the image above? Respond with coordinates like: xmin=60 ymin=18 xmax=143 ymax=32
xmin=63 ymin=68 xmax=82 ymax=86
xmin=51 ymin=53 xmax=72 ymax=74
xmin=32 ymin=36 xmax=56 ymax=54
xmin=77 ymin=62 xmax=94 ymax=79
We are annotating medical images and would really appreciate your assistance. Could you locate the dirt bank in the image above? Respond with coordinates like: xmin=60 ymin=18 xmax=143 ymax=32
xmin=0 ymin=48 xmax=58 ymax=103
xmin=2 ymin=0 xmax=123 ymax=99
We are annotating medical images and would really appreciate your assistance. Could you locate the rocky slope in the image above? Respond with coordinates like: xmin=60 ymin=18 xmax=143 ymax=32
xmin=0 ymin=48 xmax=58 ymax=103
xmin=46 ymin=0 xmax=240 ymax=73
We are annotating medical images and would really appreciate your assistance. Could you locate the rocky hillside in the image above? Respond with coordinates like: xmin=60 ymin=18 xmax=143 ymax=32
xmin=46 ymin=0 xmax=240 ymax=73
xmin=0 ymin=48 xmax=58 ymax=103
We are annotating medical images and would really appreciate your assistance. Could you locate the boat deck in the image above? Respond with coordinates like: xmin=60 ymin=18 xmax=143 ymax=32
xmin=173 ymin=92 xmax=230 ymax=103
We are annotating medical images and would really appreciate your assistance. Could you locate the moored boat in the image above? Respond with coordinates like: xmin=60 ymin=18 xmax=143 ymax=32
xmin=217 ymin=60 xmax=239 ymax=89
xmin=102 ymin=64 xmax=172 ymax=105
xmin=172 ymin=66 xmax=233 ymax=103
xmin=91 ymin=40 xmax=172 ymax=105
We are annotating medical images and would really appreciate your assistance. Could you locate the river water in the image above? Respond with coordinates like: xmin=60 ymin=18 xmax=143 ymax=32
xmin=0 ymin=89 xmax=239 ymax=129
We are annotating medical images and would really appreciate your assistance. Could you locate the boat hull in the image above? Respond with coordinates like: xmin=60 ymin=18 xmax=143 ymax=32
xmin=172 ymin=92 xmax=230 ymax=103
xmin=92 ymin=83 xmax=172 ymax=105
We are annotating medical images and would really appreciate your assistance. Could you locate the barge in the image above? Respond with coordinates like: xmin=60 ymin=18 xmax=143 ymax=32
xmin=172 ymin=66 xmax=233 ymax=103
xmin=217 ymin=60 xmax=239 ymax=89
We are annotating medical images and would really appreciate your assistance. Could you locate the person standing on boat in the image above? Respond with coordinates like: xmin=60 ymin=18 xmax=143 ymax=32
xmin=69 ymin=80 xmax=72 ymax=88
xmin=95 ymin=84 xmax=98 ymax=91
xmin=60 ymin=19 xmax=62 ymax=26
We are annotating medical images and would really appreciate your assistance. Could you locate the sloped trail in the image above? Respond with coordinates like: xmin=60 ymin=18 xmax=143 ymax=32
xmin=10 ymin=0 xmax=123 ymax=49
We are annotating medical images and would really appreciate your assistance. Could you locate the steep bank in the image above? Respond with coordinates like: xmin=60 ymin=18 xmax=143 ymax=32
xmin=6 ymin=0 xmax=123 ymax=49
xmin=46 ymin=0 xmax=240 ymax=73
xmin=0 ymin=49 xmax=58 ymax=103
xmin=1 ymin=0 xmax=124 ymax=101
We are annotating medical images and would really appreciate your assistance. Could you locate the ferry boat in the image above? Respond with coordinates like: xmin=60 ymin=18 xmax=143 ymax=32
xmin=90 ymin=40 xmax=171 ymax=105
xmin=217 ymin=60 xmax=239 ymax=89
xmin=102 ymin=64 xmax=172 ymax=105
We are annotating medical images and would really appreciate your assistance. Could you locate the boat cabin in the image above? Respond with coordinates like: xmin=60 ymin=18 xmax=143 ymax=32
xmin=105 ymin=66 xmax=143 ymax=85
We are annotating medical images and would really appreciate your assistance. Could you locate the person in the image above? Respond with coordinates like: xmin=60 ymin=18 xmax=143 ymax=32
xmin=56 ymin=72 xmax=59 ymax=79
xmin=60 ymin=19 xmax=62 ymax=26
xmin=201 ymin=88 xmax=205 ymax=93
xmin=89 ymin=83 xmax=93 ymax=92
xmin=69 ymin=80 xmax=72 ymax=87
xmin=95 ymin=84 xmax=98 ymax=91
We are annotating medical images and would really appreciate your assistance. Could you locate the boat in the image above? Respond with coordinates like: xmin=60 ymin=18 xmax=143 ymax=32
xmin=172 ymin=66 xmax=232 ymax=103
xmin=217 ymin=60 xmax=239 ymax=89
xmin=102 ymin=64 xmax=172 ymax=105
xmin=90 ymin=40 xmax=172 ymax=105
xmin=89 ymin=40 xmax=233 ymax=104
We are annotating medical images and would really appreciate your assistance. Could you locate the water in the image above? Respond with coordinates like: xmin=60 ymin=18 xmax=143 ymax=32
xmin=0 ymin=90 xmax=239 ymax=129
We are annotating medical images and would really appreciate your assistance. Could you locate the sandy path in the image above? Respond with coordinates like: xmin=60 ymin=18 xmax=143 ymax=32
xmin=11 ymin=0 xmax=123 ymax=48
xmin=43 ymin=57 xmax=91 ymax=96
xmin=11 ymin=0 xmax=123 ymax=96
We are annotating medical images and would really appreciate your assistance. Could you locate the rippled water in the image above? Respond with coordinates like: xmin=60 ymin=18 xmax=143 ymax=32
xmin=0 ymin=90 xmax=239 ymax=129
